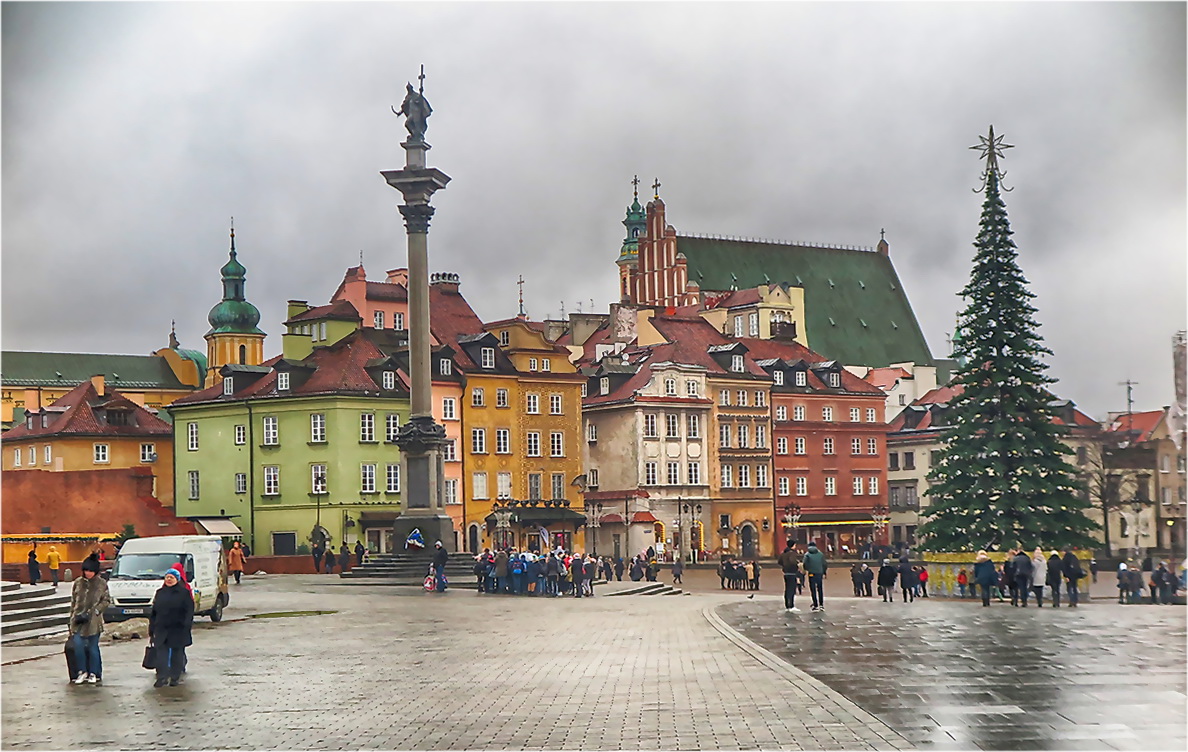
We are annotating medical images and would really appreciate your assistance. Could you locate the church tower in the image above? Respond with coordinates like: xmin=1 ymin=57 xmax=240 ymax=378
xmin=204 ymin=223 xmax=265 ymax=387
xmin=616 ymin=176 xmax=646 ymax=302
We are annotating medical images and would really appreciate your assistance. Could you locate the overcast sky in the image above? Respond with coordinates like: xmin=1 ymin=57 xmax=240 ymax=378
xmin=3 ymin=2 xmax=1184 ymax=420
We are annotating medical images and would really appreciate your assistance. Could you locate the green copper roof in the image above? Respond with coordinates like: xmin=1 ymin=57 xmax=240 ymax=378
xmin=618 ymin=197 xmax=646 ymax=263
xmin=1 ymin=351 xmax=190 ymax=390
xmin=174 ymin=348 xmax=208 ymax=376
xmin=206 ymin=233 xmax=264 ymax=336
xmin=676 ymin=236 xmax=935 ymax=367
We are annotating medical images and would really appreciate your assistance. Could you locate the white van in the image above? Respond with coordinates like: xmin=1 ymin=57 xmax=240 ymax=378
xmin=104 ymin=535 xmax=229 ymax=622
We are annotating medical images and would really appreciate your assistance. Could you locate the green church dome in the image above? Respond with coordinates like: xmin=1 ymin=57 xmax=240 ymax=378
xmin=206 ymin=227 xmax=265 ymax=336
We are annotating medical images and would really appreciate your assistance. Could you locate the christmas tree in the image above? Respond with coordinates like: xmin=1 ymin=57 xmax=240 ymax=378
xmin=917 ymin=127 xmax=1100 ymax=552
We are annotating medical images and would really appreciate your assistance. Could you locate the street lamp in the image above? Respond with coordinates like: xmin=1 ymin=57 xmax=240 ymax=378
xmin=1130 ymin=472 xmax=1151 ymax=564
xmin=311 ymin=473 xmax=328 ymax=550
xmin=493 ymin=501 xmax=514 ymax=550
xmin=681 ymin=502 xmax=703 ymax=564
xmin=781 ymin=503 xmax=802 ymax=542
xmin=586 ymin=501 xmax=603 ymax=555
xmin=871 ymin=504 xmax=889 ymax=559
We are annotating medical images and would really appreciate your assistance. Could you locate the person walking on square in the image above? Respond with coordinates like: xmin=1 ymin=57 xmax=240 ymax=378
xmin=878 ymin=559 xmax=897 ymax=602
xmin=897 ymin=557 xmax=915 ymax=603
xmin=1003 ymin=549 xmax=1019 ymax=605
xmin=602 ymin=556 xmax=613 ymax=583
xmin=957 ymin=568 xmax=969 ymax=598
xmin=432 ymin=541 xmax=449 ymax=592
xmin=1116 ymin=563 xmax=1129 ymax=604
xmin=860 ymin=563 xmax=874 ymax=597
xmin=1012 ymin=548 xmax=1034 ymax=606
xmin=802 ymin=541 xmax=827 ymax=612
xmin=494 ymin=548 xmax=509 ymax=593
xmin=778 ymin=541 xmax=802 ymax=612
xmin=355 ymin=540 xmax=366 ymax=567
xmin=1156 ymin=562 xmax=1174 ymax=604
xmin=339 ymin=542 xmax=351 ymax=573
xmin=613 ymin=556 xmax=625 ymax=582
xmin=672 ymin=557 xmax=684 ymax=585
xmin=1030 ymin=548 xmax=1048 ymax=607
xmin=1062 ymin=548 xmax=1083 ymax=607
xmin=323 ymin=546 xmax=337 ymax=574
xmin=973 ymin=551 xmax=997 ymax=607
xmin=752 ymin=560 xmax=761 ymax=591
xmin=851 ymin=563 xmax=863 ymax=597
xmin=584 ymin=556 xmax=597 ymax=596
xmin=1046 ymin=551 xmax=1064 ymax=607
xmin=227 ymin=541 xmax=247 ymax=584
xmin=27 ymin=549 xmax=41 ymax=586
xmin=68 ymin=554 xmax=110 ymax=684
xmin=918 ymin=566 xmax=929 ymax=598
xmin=149 ymin=569 xmax=194 ymax=688
xmin=46 ymin=545 xmax=61 ymax=587
xmin=311 ymin=542 xmax=324 ymax=573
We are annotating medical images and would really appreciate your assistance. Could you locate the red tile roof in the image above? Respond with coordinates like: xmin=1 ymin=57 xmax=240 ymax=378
xmin=704 ymin=288 xmax=761 ymax=309
xmin=889 ymin=382 xmax=1099 ymax=433
xmin=366 ymin=280 xmax=408 ymax=302
xmin=1106 ymin=409 xmax=1165 ymax=442
xmin=428 ymin=286 xmax=487 ymax=370
xmin=3 ymin=381 xmax=172 ymax=440
xmin=734 ymin=338 xmax=884 ymax=396
xmin=864 ymin=366 xmax=912 ymax=391
xmin=285 ymin=300 xmax=361 ymax=324
xmin=631 ymin=511 xmax=659 ymax=523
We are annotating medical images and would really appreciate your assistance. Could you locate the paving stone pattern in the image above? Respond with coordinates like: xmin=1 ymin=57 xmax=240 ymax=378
xmin=2 ymin=576 xmax=908 ymax=751
xmin=717 ymin=597 xmax=1187 ymax=751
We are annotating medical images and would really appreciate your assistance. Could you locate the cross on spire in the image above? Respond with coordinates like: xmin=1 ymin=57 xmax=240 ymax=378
xmin=517 ymin=275 xmax=525 ymax=317
xmin=418 ymin=64 xmax=426 ymax=94
xmin=880 ymin=228 xmax=886 ymax=242
xmin=631 ymin=175 xmax=640 ymax=199
xmin=229 ymin=217 xmax=235 ymax=252
xmin=652 ymin=178 xmax=661 ymax=199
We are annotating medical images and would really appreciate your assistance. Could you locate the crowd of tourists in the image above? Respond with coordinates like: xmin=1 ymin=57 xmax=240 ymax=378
xmin=472 ymin=548 xmax=636 ymax=596
xmin=874 ymin=559 xmax=933 ymax=602
xmin=716 ymin=557 xmax=762 ymax=590
xmin=1115 ymin=561 xmax=1182 ymax=604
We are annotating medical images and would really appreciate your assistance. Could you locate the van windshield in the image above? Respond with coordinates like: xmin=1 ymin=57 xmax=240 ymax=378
xmin=110 ymin=553 xmax=186 ymax=580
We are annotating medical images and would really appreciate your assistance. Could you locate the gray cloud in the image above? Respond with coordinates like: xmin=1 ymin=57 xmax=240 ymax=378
xmin=3 ymin=2 xmax=1183 ymax=419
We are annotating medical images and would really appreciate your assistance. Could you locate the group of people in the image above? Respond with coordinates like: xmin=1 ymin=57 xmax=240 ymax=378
xmin=777 ymin=540 xmax=829 ymax=612
xmin=26 ymin=545 xmax=63 ymax=587
xmin=472 ymin=548 xmax=622 ymax=596
xmin=65 ymin=554 xmax=193 ymax=688
xmin=873 ymin=559 xmax=932 ymax=602
xmin=1116 ymin=561 xmax=1181 ymax=604
xmin=964 ymin=547 xmax=1086 ymax=607
xmin=311 ymin=540 xmax=368 ymax=574
xmin=717 ymin=557 xmax=762 ymax=590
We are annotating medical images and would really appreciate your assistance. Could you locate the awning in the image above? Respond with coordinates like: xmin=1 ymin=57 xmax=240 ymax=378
xmin=1 ymin=533 xmax=118 ymax=542
xmin=359 ymin=512 xmax=398 ymax=525
xmin=630 ymin=511 xmax=659 ymax=524
xmin=483 ymin=507 xmax=587 ymax=525
xmin=784 ymin=519 xmax=875 ymax=527
xmin=583 ymin=488 xmax=650 ymax=501
xmin=598 ymin=513 xmax=626 ymax=524
xmin=193 ymin=519 xmax=244 ymax=537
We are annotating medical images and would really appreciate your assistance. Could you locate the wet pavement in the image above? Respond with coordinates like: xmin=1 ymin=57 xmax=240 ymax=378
xmin=716 ymin=596 xmax=1187 ymax=751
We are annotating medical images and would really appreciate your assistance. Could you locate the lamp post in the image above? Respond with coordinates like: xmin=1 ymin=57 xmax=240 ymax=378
xmin=872 ymin=503 xmax=889 ymax=547
xmin=781 ymin=503 xmax=802 ymax=546
xmin=682 ymin=501 xmax=703 ymax=564
xmin=586 ymin=501 xmax=603 ymax=556
xmin=311 ymin=473 xmax=327 ymax=550
xmin=493 ymin=502 xmax=514 ymax=551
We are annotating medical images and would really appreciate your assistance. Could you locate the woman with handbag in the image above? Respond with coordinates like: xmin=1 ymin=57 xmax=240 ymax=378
xmin=149 ymin=569 xmax=194 ymax=687
xmin=68 ymin=554 xmax=110 ymax=684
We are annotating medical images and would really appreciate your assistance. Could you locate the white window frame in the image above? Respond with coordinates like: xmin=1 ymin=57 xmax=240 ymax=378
xmin=795 ymin=371 xmax=807 ymax=387
xmin=866 ymin=408 xmax=878 ymax=422
xmin=361 ymin=463 xmax=377 ymax=493
xmin=645 ymin=462 xmax=658 ymax=486
xmin=600 ymin=377 xmax=609 ymax=395
xmin=644 ymin=414 xmax=658 ymax=438
xmin=738 ymin=464 xmax=751 ymax=488
xmin=472 ymin=472 xmax=488 ymax=500
xmin=499 ymin=330 xmax=510 ymax=347
xmin=733 ymin=316 xmax=744 ymax=337
xmin=850 ymin=408 xmax=861 ymax=422
xmin=795 ymin=437 xmax=806 ymax=455
xmin=738 ymin=424 xmax=749 ymax=448
xmin=235 ymin=473 xmax=247 ymax=494
xmin=868 ymin=438 xmax=878 ymax=455
xmin=471 ymin=428 xmax=487 ymax=454
xmin=359 ymin=413 xmax=375 ymax=442
xmin=374 ymin=310 xmax=384 ymax=329
xmin=822 ymin=406 xmax=834 ymax=422
xmin=526 ymin=393 xmax=540 ymax=414
xmin=497 ymin=472 xmax=513 ymax=500
xmin=756 ymin=464 xmax=768 ymax=488
xmin=386 ymin=414 xmax=400 ymax=443
xmin=382 ymin=370 xmax=396 ymax=390
xmin=443 ymin=439 xmax=457 ymax=462
xmin=721 ymin=464 xmax=733 ymax=488
xmin=223 ymin=378 xmax=234 ymax=396
xmin=719 ymin=423 xmax=731 ymax=448
xmin=444 ymin=478 xmax=458 ymax=505
xmin=869 ymin=476 xmax=879 ymax=495
xmin=587 ymin=421 xmax=598 ymax=443
xmin=263 ymin=466 xmax=280 ymax=496
xmin=13 ymin=448 xmax=22 ymax=467
xmin=773 ymin=371 xmax=784 ymax=386
xmin=776 ymin=405 xmax=787 ymax=421
xmin=549 ymin=431 xmax=564 ymax=458
xmin=666 ymin=413 xmax=680 ymax=438
xmin=589 ymin=468 xmax=600 ymax=488
xmin=279 ymin=372 xmax=292 ymax=391
xmin=688 ymin=461 xmax=701 ymax=486
xmin=140 ymin=443 xmax=155 ymax=463
xmin=852 ymin=437 xmax=863 ymax=456
xmin=720 ymin=390 xmax=730 ymax=406
xmin=527 ymin=431 xmax=541 ymax=457
xmin=796 ymin=477 xmax=808 ymax=496
xmin=310 ymin=414 xmax=325 ymax=443
xmin=311 ymin=465 xmax=327 ymax=493
xmin=481 ymin=348 xmax=496 ymax=369
xmin=756 ymin=424 xmax=767 ymax=448
xmin=829 ymin=372 xmax=841 ymax=388
xmin=550 ymin=394 xmax=563 ymax=414
xmin=686 ymin=380 xmax=699 ymax=397
xmin=91 ymin=443 xmax=110 ymax=464
xmin=778 ymin=477 xmax=790 ymax=496
xmin=824 ymin=437 xmax=835 ymax=455
xmin=748 ymin=312 xmax=759 ymax=337
xmin=737 ymin=390 xmax=748 ymax=406
xmin=393 ymin=312 xmax=405 ymax=331
xmin=777 ymin=437 xmax=788 ymax=455
xmin=263 ymin=416 xmax=279 ymax=446
xmin=442 ymin=398 xmax=456 ymax=420
xmin=667 ymin=461 xmax=681 ymax=486
xmin=853 ymin=477 xmax=864 ymax=496
xmin=440 ymin=358 xmax=452 ymax=376
xmin=541 ymin=358 xmax=551 ymax=372
xmin=825 ymin=476 xmax=836 ymax=496
xmin=188 ymin=422 xmax=199 ymax=451
xmin=665 ymin=378 xmax=677 ymax=396
xmin=44 ymin=444 xmax=53 ymax=465
xmin=793 ymin=405 xmax=806 ymax=422
xmin=496 ymin=428 xmax=510 ymax=454
xmin=529 ymin=357 xmax=538 ymax=372
xmin=472 ymin=388 xmax=485 ymax=407
xmin=731 ymin=354 xmax=744 ymax=373
xmin=188 ymin=470 xmax=200 ymax=499
xmin=687 ymin=414 xmax=701 ymax=439
xmin=387 ymin=463 xmax=401 ymax=493
xmin=496 ymin=389 xmax=509 ymax=408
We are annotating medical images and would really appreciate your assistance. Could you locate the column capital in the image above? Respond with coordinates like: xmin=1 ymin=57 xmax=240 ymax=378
xmin=399 ymin=204 xmax=436 ymax=234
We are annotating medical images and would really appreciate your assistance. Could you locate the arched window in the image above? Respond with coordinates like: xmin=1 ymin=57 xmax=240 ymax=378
xmin=239 ymin=345 xmax=247 ymax=364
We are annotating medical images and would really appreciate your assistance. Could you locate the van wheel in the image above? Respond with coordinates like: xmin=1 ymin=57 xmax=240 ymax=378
xmin=209 ymin=596 xmax=224 ymax=622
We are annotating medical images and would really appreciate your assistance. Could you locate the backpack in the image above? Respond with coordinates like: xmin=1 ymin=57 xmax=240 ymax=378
xmin=512 ymin=561 xmax=524 ymax=575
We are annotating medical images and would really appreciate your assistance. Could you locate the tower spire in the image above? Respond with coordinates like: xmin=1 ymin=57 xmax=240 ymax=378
xmin=517 ymin=275 xmax=526 ymax=317
xmin=230 ymin=217 xmax=235 ymax=253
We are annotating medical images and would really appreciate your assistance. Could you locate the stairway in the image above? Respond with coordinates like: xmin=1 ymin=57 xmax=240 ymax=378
xmin=339 ymin=552 xmax=477 ymax=586
xmin=1 ymin=581 xmax=72 ymax=643
xmin=604 ymin=582 xmax=689 ymax=597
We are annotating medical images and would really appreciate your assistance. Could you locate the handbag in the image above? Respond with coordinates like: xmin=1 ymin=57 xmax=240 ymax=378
xmin=142 ymin=644 xmax=157 ymax=670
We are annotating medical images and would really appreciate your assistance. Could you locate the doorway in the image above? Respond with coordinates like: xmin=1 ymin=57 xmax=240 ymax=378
xmin=366 ymin=527 xmax=393 ymax=554
xmin=741 ymin=524 xmax=757 ymax=559
xmin=468 ymin=524 xmax=480 ymax=554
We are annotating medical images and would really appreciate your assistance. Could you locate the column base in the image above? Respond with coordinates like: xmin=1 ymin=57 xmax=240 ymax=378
xmin=392 ymin=514 xmax=456 ymax=553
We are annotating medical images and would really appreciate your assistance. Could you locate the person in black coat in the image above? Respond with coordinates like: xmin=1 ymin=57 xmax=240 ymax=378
xmin=1012 ymin=549 xmax=1034 ymax=606
xmin=432 ymin=541 xmax=449 ymax=592
xmin=1061 ymin=548 xmax=1083 ymax=607
xmin=897 ymin=557 xmax=915 ymax=603
xmin=27 ymin=549 xmax=41 ymax=586
xmin=355 ymin=540 xmax=366 ymax=567
xmin=1045 ymin=551 xmax=1065 ymax=607
xmin=613 ymin=557 xmax=625 ymax=581
xmin=1003 ymin=549 xmax=1019 ymax=605
xmin=877 ymin=560 xmax=897 ymax=602
xmin=150 ymin=569 xmax=194 ymax=687
xmin=860 ymin=563 xmax=875 ymax=597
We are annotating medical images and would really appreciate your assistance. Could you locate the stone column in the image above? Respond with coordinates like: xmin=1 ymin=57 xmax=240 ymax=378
xmin=382 ymin=132 xmax=455 ymax=551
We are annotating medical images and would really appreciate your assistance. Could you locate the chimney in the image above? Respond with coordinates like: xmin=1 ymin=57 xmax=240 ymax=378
xmin=90 ymin=374 xmax=106 ymax=397
xmin=386 ymin=268 xmax=409 ymax=286
xmin=429 ymin=272 xmax=460 ymax=294
xmin=286 ymin=300 xmax=310 ymax=320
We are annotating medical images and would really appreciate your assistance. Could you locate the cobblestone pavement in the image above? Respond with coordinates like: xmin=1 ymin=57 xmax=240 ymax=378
xmin=717 ymin=595 xmax=1187 ymax=751
xmin=2 ymin=576 xmax=910 ymax=751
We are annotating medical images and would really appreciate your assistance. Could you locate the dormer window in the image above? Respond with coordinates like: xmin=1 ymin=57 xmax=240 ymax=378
xmin=828 ymin=372 xmax=840 ymax=388
xmin=481 ymin=348 xmax=496 ymax=369
xmin=529 ymin=358 xmax=538 ymax=372
xmin=440 ymin=359 xmax=452 ymax=376
xmin=393 ymin=312 xmax=405 ymax=330
xmin=665 ymin=378 xmax=677 ymax=396
xmin=773 ymin=371 xmax=784 ymax=386
xmin=223 ymin=378 xmax=235 ymax=396
xmin=382 ymin=371 xmax=395 ymax=390
xmin=541 ymin=358 xmax=551 ymax=372
xmin=107 ymin=411 xmax=130 ymax=426
xmin=277 ymin=372 xmax=290 ymax=391
xmin=599 ymin=377 xmax=609 ymax=395
xmin=25 ymin=415 xmax=34 ymax=429
xmin=795 ymin=371 xmax=807 ymax=387
xmin=731 ymin=354 xmax=744 ymax=373
xmin=374 ymin=311 xmax=385 ymax=329
xmin=499 ymin=330 xmax=510 ymax=347
xmin=581 ymin=382 xmax=587 ymax=397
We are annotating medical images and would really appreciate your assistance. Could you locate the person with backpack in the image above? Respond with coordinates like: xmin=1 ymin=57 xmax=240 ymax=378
xmin=973 ymin=551 xmax=997 ymax=607
xmin=801 ymin=542 xmax=827 ymax=612
xmin=1062 ymin=548 xmax=1084 ymax=607
xmin=1012 ymin=549 xmax=1034 ymax=606
xmin=1045 ymin=551 xmax=1065 ymax=607
xmin=777 ymin=541 xmax=802 ymax=612
xmin=510 ymin=554 xmax=526 ymax=595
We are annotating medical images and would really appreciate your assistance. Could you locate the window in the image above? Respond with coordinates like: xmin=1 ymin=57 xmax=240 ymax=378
xmin=529 ymin=358 xmax=538 ymax=372
xmin=311 ymin=466 xmax=327 ymax=493
xmin=850 ymin=408 xmax=861 ymax=422
xmin=889 ymin=453 xmax=900 ymax=471
xmin=687 ymin=414 xmax=701 ymax=439
xmin=550 ymin=394 xmax=563 ymax=414
xmin=795 ymin=371 xmax=807 ymax=387
xmin=756 ymin=464 xmax=768 ymax=488
xmin=868 ymin=438 xmax=878 ymax=455
xmin=756 ymin=424 xmax=767 ymax=448
xmin=472 ymin=472 xmax=488 ymax=499
xmin=387 ymin=464 xmax=401 ymax=493
xmin=1161 ymin=454 xmax=1170 ymax=473
xmin=587 ymin=421 xmax=598 ymax=442
xmin=279 ymin=371 xmax=292 ymax=391
xmin=738 ymin=465 xmax=751 ymax=488
xmin=737 ymin=390 xmax=748 ymax=406
xmin=361 ymin=463 xmax=377 ymax=493
xmin=188 ymin=422 xmax=199 ymax=451
xmin=686 ymin=380 xmax=699 ymax=397
xmin=93 ymin=444 xmax=109 ymax=464
xmin=550 ymin=432 xmax=564 ymax=457
xmin=309 ymin=414 xmax=325 ymax=443
xmin=528 ymin=473 xmax=543 ymax=500
xmin=829 ymin=372 xmax=840 ymax=388
xmin=541 ymin=357 xmax=553 ymax=372
xmin=688 ymin=461 xmax=701 ymax=485
xmin=497 ymin=472 xmax=512 ymax=500
xmin=903 ymin=452 xmax=916 ymax=470
xmin=823 ymin=437 xmax=835 ymax=455
xmin=899 ymin=394 xmax=906 ymax=406
xmin=223 ymin=378 xmax=235 ymax=396
xmin=869 ymin=476 xmax=879 ymax=495
xmin=443 ymin=439 xmax=457 ymax=462
xmin=472 ymin=388 xmax=485 ymax=407
xmin=374 ymin=310 xmax=384 ymax=328
xmin=825 ymin=476 xmax=836 ymax=496
xmin=645 ymin=462 xmax=658 ymax=485
xmin=666 ymin=413 xmax=680 ymax=438
xmin=44 ymin=445 xmax=52 ymax=465
xmin=28 ymin=446 xmax=36 ymax=466
xmin=140 ymin=443 xmax=155 ymax=463
xmin=720 ymin=390 xmax=731 ymax=406
xmin=866 ymin=408 xmax=878 ymax=422
xmin=719 ymin=423 xmax=731 ymax=448
xmin=526 ymin=394 xmax=540 ymax=414
xmin=733 ymin=316 xmax=744 ymax=337
xmin=581 ymin=383 xmax=587 ymax=397
xmin=822 ymin=406 xmax=834 ymax=422
xmin=667 ymin=462 xmax=681 ymax=485
xmin=552 ymin=472 xmax=565 ymax=498
xmin=589 ymin=468 xmax=600 ymax=488
xmin=188 ymin=470 xmax=200 ymax=499
xmin=386 ymin=414 xmax=400 ymax=443
xmin=471 ymin=428 xmax=487 ymax=454
xmin=795 ymin=437 xmax=806 ymax=455
xmin=442 ymin=398 xmax=456 ymax=420
xmin=393 ymin=312 xmax=405 ymax=330
xmin=527 ymin=431 xmax=541 ymax=457
xmin=793 ymin=405 xmax=806 ymax=421
xmin=665 ymin=378 xmax=677 ymax=396
xmin=235 ymin=473 xmax=247 ymax=494
xmin=738 ymin=424 xmax=749 ymax=448
xmin=263 ymin=416 xmax=279 ymax=445
xmin=382 ymin=371 xmax=396 ymax=390
xmin=748 ymin=312 xmax=759 ymax=337
xmin=481 ymin=348 xmax=496 ymax=369
xmin=499 ymin=330 xmax=510 ymax=346
xmin=263 ymin=466 xmax=279 ymax=495
xmin=440 ymin=359 xmax=452 ymax=376
xmin=359 ymin=414 xmax=375 ymax=442
xmin=777 ymin=437 xmax=788 ymax=455
xmin=930 ymin=450 xmax=941 ymax=467
xmin=776 ymin=405 xmax=787 ymax=421
xmin=600 ymin=377 xmax=609 ymax=395
xmin=721 ymin=464 xmax=733 ymax=488
xmin=773 ymin=371 xmax=784 ymax=386
xmin=731 ymin=354 xmax=744 ymax=373
xmin=319 ymin=322 xmax=327 ymax=340
xmin=755 ymin=391 xmax=766 ymax=407
xmin=853 ymin=477 xmax=864 ymax=495
xmin=445 ymin=478 xmax=459 ymax=505
xmin=796 ymin=477 xmax=807 ymax=496
xmin=852 ymin=438 xmax=863 ymax=455
xmin=496 ymin=428 xmax=510 ymax=454
xmin=644 ymin=414 xmax=658 ymax=438
xmin=719 ymin=514 xmax=731 ymax=530
xmin=778 ymin=477 xmax=790 ymax=496
xmin=496 ymin=388 xmax=509 ymax=408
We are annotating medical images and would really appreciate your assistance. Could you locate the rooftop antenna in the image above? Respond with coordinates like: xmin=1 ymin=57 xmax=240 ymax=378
xmin=1120 ymin=379 xmax=1139 ymax=442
